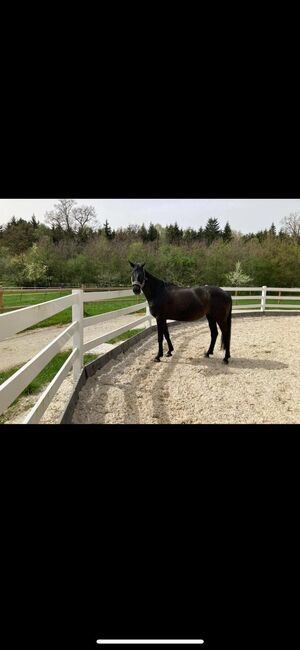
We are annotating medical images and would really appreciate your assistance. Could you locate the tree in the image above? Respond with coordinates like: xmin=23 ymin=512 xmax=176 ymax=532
xmin=204 ymin=217 xmax=221 ymax=245
xmin=2 ymin=217 xmax=36 ymax=253
xmin=278 ymin=228 xmax=288 ymax=241
xmin=45 ymin=199 xmax=77 ymax=234
xmin=281 ymin=212 xmax=300 ymax=240
xmin=147 ymin=222 xmax=159 ymax=241
xmin=165 ymin=222 xmax=183 ymax=244
xmin=73 ymin=205 xmax=97 ymax=232
xmin=31 ymin=214 xmax=39 ymax=229
xmin=225 ymin=261 xmax=253 ymax=286
xmin=269 ymin=222 xmax=276 ymax=237
xmin=23 ymin=244 xmax=48 ymax=286
xmin=222 ymin=221 xmax=233 ymax=242
xmin=197 ymin=227 xmax=205 ymax=241
xmin=104 ymin=219 xmax=113 ymax=239
xmin=256 ymin=229 xmax=268 ymax=243
xmin=183 ymin=227 xmax=198 ymax=243
xmin=139 ymin=223 xmax=148 ymax=242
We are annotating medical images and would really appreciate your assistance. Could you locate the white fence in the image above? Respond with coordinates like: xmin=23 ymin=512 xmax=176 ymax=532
xmin=0 ymin=289 xmax=151 ymax=424
xmin=0 ymin=286 xmax=299 ymax=425
xmin=221 ymin=286 xmax=300 ymax=311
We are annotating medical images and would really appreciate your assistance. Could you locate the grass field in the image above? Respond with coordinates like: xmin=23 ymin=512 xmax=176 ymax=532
xmin=2 ymin=291 xmax=300 ymax=332
xmin=2 ymin=291 xmax=146 ymax=329
xmin=0 ymin=350 xmax=98 ymax=423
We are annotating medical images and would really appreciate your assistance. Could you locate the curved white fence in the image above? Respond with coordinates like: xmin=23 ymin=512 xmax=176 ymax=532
xmin=0 ymin=286 xmax=299 ymax=424
xmin=0 ymin=289 xmax=150 ymax=424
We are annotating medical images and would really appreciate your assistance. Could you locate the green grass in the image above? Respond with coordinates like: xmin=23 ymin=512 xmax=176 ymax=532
xmin=0 ymin=350 xmax=98 ymax=422
xmin=234 ymin=298 xmax=300 ymax=309
xmin=3 ymin=292 xmax=146 ymax=330
xmin=3 ymin=290 xmax=71 ymax=308
xmin=108 ymin=328 xmax=143 ymax=344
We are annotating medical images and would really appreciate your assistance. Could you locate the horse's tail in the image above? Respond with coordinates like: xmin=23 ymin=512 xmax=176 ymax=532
xmin=221 ymin=296 xmax=232 ymax=350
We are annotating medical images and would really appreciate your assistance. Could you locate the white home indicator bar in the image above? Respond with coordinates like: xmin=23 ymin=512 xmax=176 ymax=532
xmin=97 ymin=642 xmax=204 ymax=645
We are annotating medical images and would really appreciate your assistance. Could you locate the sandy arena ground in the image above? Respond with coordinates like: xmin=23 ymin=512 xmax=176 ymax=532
xmin=71 ymin=316 xmax=300 ymax=425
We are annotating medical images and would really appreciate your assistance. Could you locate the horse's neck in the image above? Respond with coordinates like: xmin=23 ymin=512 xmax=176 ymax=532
xmin=143 ymin=271 xmax=164 ymax=302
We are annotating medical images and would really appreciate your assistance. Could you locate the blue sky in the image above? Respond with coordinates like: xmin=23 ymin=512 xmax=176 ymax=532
xmin=0 ymin=198 xmax=299 ymax=233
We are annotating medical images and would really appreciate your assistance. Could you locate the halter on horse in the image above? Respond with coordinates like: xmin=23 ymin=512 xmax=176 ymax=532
xmin=130 ymin=261 xmax=232 ymax=363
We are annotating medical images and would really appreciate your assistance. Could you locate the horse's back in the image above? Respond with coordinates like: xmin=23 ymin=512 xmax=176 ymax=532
xmin=162 ymin=285 xmax=210 ymax=321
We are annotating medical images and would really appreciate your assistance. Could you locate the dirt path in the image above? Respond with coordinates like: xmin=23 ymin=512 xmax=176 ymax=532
xmin=0 ymin=314 xmax=144 ymax=372
xmin=71 ymin=316 xmax=300 ymax=425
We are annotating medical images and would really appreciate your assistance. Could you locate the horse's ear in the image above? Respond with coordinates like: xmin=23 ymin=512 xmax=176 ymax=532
xmin=128 ymin=260 xmax=135 ymax=268
xmin=141 ymin=263 xmax=145 ymax=269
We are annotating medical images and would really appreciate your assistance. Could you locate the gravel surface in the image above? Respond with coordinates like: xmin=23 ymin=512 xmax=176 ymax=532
xmin=71 ymin=316 xmax=300 ymax=425
xmin=1 ymin=314 xmax=144 ymax=424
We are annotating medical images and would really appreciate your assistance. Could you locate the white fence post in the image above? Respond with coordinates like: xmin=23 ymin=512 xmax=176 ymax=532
xmin=145 ymin=303 xmax=152 ymax=328
xmin=72 ymin=289 xmax=84 ymax=381
xmin=261 ymin=286 xmax=267 ymax=312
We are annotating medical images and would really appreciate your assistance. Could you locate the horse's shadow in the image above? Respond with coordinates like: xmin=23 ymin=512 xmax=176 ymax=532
xmin=173 ymin=354 xmax=288 ymax=373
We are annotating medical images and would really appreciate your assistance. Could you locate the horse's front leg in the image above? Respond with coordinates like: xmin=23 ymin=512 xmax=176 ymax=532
xmin=164 ymin=322 xmax=174 ymax=357
xmin=154 ymin=317 xmax=165 ymax=362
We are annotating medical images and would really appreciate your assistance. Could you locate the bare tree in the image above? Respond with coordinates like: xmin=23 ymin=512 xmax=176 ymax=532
xmin=45 ymin=199 xmax=77 ymax=234
xmin=72 ymin=205 xmax=97 ymax=233
xmin=281 ymin=212 xmax=300 ymax=239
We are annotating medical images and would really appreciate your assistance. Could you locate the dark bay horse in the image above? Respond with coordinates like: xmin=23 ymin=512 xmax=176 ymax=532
xmin=129 ymin=262 xmax=232 ymax=363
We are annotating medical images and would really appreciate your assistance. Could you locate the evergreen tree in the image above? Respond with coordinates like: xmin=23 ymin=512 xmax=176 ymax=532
xmin=104 ymin=219 xmax=113 ymax=240
xmin=165 ymin=222 xmax=183 ymax=244
xmin=197 ymin=227 xmax=204 ymax=241
xmin=31 ymin=214 xmax=39 ymax=228
xmin=256 ymin=229 xmax=268 ymax=243
xmin=269 ymin=223 xmax=276 ymax=237
xmin=278 ymin=228 xmax=288 ymax=241
xmin=139 ymin=223 xmax=148 ymax=242
xmin=222 ymin=221 xmax=233 ymax=242
xmin=147 ymin=222 xmax=159 ymax=241
xmin=183 ymin=227 xmax=198 ymax=242
xmin=204 ymin=217 xmax=221 ymax=245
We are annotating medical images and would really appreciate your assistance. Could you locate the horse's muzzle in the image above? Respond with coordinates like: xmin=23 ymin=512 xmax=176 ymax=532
xmin=132 ymin=285 xmax=141 ymax=295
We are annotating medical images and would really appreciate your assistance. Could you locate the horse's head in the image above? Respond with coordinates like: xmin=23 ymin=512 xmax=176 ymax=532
xmin=129 ymin=261 xmax=146 ymax=295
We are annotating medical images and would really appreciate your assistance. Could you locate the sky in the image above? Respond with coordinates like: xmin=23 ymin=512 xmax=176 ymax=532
xmin=0 ymin=198 xmax=300 ymax=234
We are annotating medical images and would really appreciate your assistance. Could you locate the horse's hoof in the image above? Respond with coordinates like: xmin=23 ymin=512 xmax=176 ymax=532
xmin=166 ymin=351 xmax=172 ymax=357
xmin=154 ymin=357 xmax=161 ymax=362
xmin=204 ymin=352 xmax=211 ymax=358
xmin=223 ymin=358 xmax=229 ymax=364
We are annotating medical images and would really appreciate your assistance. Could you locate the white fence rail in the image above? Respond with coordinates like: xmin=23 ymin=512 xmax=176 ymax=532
xmin=0 ymin=286 xmax=299 ymax=424
xmin=0 ymin=289 xmax=149 ymax=424
xmin=220 ymin=286 xmax=300 ymax=311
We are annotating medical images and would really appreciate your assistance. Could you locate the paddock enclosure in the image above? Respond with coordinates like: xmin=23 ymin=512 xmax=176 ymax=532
xmin=1 ymin=285 xmax=299 ymax=424
xmin=70 ymin=314 xmax=300 ymax=425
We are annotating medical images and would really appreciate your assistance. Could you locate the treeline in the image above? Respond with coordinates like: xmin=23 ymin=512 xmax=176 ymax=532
xmin=0 ymin=200 xmax=300 ymax=287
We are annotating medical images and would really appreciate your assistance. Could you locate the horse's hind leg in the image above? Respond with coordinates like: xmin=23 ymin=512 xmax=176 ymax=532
xmin=205 ymin=315 xmax=218 ymax=358
xmin=164 ymin=322 xmax=174 ymax=357
xmin=216 ymin=317 xmax=231 ymax=364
